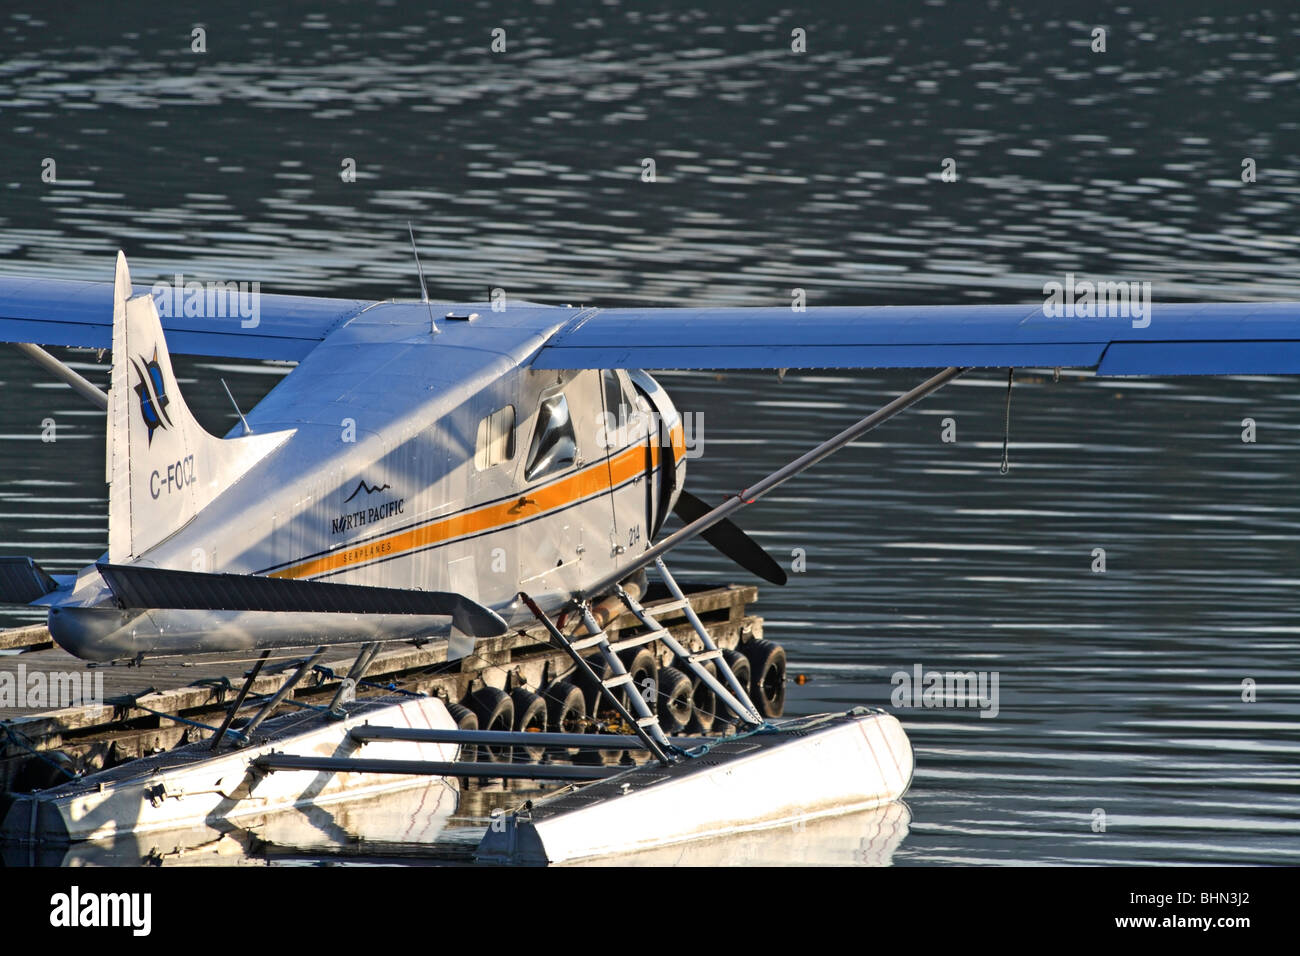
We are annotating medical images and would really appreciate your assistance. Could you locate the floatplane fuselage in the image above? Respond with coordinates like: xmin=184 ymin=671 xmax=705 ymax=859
xmin=17 ymin=255 xmax=687 ymax=662
xmin=5 ymin=248 xmax=1296 ymax=665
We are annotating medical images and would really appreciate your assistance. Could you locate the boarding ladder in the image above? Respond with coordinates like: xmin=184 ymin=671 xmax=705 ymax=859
xmin=521 ymin=559 xmax=763 ymax=768
xmin=520 ymin=592 xmax=675 ymax=764
xmin=617 ymin=558 xmax=763 ymax=729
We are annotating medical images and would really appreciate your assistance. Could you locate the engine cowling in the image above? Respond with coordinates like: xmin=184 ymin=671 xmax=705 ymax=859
xmin=626 ymin=369 xmax=686 ymax=539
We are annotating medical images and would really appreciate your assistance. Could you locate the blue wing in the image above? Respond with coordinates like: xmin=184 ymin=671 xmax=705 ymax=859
xmin=531 ymin=303 xmax=1300 ymax=375
xmin=0 ymin=275 xmax=369 ymax=361
xmin=8 ymin=272 xmax=1299 ymax=375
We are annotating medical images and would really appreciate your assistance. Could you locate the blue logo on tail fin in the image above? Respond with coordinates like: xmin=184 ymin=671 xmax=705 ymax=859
xmin=131 ymin=346 xmax=172 ymax=446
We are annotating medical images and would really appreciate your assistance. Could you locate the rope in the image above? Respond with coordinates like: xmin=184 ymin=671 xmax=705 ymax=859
xmin=104 ymin=687 xmax=158 ymax=715
xmin=359 ymin=680 xmax=424 ymax=696
xmin=0 ymin=722 xmax=79 ymax=781
xmin=105 ymin=688 xmax=248 ymax=741
xmin=192 ymin=676 xmax=233 ymax=700
xmin=265 ymin=696 xmax=329 ymax=714
xmin=137 ymin=703 xmax=245 ymax=739
xmin=311 ymin=663 xmax=427 ymax=698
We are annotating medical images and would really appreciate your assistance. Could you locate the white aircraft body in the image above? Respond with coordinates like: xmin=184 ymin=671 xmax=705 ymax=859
xmin=0 ymin=251 xmax=1296 ymax=665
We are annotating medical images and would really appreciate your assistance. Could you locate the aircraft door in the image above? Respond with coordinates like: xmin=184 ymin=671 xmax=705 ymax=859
xmin=516 ymin=376 xmax=583 ymax=595
xmin=601 ymin=369 xmax=651 ymax=557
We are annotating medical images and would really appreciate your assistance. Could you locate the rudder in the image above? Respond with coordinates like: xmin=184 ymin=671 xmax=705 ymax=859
xmin=107 ymin=252 xmax=292 ymax=562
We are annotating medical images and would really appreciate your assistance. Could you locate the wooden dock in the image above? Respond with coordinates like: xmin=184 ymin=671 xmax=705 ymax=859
xmin=0 ymin=583 xmax=763 ymax=795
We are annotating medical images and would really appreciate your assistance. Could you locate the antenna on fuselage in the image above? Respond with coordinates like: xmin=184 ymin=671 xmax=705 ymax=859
xmin=407 ymin=221 xmax=438 ymax=335
xmin=220 ymin=377 xmax=253 ymax=435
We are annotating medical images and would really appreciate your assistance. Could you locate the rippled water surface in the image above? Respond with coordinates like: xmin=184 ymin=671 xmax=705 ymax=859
xmin=1 ymin=1 xmax=1298 ymax=865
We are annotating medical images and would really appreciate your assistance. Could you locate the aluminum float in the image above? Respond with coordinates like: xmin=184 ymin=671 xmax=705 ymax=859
xmin=475 ymin=707 xmax=914 ymax=865
xmin=2 ymin=695 xmax=459 ymax=843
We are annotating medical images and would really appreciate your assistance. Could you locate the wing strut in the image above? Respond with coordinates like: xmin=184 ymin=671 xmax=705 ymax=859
xmin=580 ymin=365 xmax=966 ymax=600
xmin=11 ymin=342 xmax=107 ymax=410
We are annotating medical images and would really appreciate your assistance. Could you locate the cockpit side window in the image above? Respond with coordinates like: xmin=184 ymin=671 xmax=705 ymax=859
xmin=600 ymin=369 xmax=648 ymax=447
xmin=602 ymin=369 xmax=629 ymax=422
xmin=525 ymin=392 xmax=577 ymax=481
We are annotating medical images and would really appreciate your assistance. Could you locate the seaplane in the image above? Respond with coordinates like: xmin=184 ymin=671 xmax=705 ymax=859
xmin=1 ymin=247 xmax=1296 ymax=863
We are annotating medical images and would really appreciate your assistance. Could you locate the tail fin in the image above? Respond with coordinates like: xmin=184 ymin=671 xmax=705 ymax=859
xmin=107 ymin=252 xmax=292 ymax=562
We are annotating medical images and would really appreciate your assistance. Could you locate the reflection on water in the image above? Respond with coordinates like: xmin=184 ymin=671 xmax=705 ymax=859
xmin=3 ymin=778 xmax=909 ymax=868
xmin=561 ymin=801 xmax=911 ymax=867
xmin=2 ymin=1 xmax=1299 ymax=864
xmin=4 ymin=777 xmax=461 ymax=867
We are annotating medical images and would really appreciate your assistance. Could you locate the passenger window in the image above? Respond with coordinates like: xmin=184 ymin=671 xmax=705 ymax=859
xmin=525 ymin=393 xmax=577 ymax=481
xmin=474 ymin=405 xmax=515 ymax=471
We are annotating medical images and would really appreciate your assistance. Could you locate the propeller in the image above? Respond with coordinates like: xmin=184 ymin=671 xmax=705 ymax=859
xmin=671 ymin=489 xmax=787 ymax=586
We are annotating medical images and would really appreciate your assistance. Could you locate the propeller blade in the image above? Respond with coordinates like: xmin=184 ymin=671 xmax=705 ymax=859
xmin=672 ymin=489 xmax=787 ymax=586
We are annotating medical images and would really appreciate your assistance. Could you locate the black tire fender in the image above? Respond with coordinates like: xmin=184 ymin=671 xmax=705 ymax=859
xmin=542 ymin=679 xmax=587 ymax=734
xmin=620 ymin=646 xmax=659 ymax=713
xmin=655 ymin=665 xmax=693 ymax=733
xmin=742 ymin=639 xmax=787 ymax=718
xmin=466 ymin=686 xmax=514 ymax=761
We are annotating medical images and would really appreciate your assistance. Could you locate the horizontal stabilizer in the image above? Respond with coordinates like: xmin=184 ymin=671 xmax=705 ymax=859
xmin=96 ymin=563 xmax=509 ymax=638
xmin=0 ymin=557 xmax=59 ymax=604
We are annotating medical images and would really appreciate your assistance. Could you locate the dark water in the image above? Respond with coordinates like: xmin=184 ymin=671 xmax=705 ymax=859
xmin=1 ymin=1 xmax=1298 ymax=865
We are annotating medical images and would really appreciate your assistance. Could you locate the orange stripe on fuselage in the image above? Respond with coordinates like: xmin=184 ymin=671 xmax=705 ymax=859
xmin=271 ymin=443 xmax=652 ymax=581
xmin=669 ymin=421 xmax=685 ymax=463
